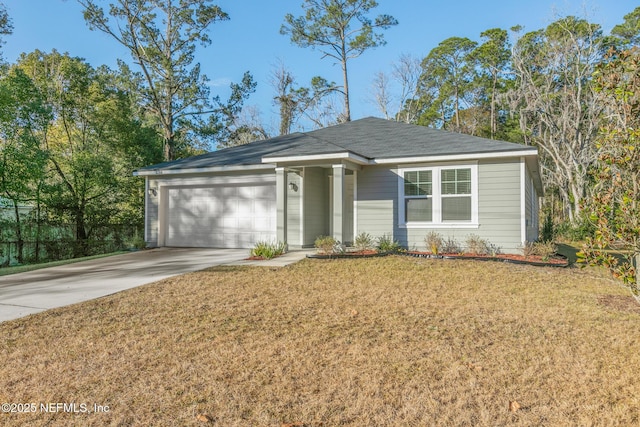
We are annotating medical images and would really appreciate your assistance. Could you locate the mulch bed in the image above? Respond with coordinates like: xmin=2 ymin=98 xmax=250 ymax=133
xmin=308 ymin=250 xmax=570 ymax=267
xmin=405 ymin=251 xmax=570 ymax=267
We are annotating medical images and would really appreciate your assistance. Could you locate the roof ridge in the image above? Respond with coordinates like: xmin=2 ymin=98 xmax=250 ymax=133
xmin=302 ymin=121 xmax=371 ymax=158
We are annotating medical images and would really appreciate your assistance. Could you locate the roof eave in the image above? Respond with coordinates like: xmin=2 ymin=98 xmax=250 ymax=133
xmin=371 ymin=149 xmax=538 ymax=165
xmin=133 ymin=163 xmax=275 ymax=176
xmin=261 ymin=151 xmax=370 ymax=165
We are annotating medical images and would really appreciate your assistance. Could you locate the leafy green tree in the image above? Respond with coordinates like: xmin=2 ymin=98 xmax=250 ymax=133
xmin=469 ymin=28 xmax=511 ymax=139
xmin=281 ymin=0 xmax=398 ymax=122
xmin=17 ymin=50 xmax=159 ymax=256
xmin=611 ymin=6 xmax=640 ymax=48
xmin=0 ymin=68 xmax=50 ymax=263
xmin=580 ymin=48 xmax=640 ymax=290
xmin=79 ymin=0 xmax=254 ymax=160
xmin=0 ymin=2 xmax=11 ymax=58
xmin=418 ymin=37 xmax=477 ymax=131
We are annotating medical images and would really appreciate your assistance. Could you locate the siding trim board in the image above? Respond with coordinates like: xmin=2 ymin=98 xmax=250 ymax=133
xmin=520 ymin=157 xmax=526 ymax=246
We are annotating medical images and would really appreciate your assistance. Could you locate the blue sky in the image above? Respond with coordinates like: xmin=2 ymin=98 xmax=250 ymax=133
xmin=2 ymin=0 xmax=637 ymax=134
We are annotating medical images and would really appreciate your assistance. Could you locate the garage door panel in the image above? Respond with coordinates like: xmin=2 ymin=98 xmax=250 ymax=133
xmin=166 ymin=183 xmax=276 ymax=248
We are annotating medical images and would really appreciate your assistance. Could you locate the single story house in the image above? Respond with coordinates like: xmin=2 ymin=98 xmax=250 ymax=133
xmin=134 ymin=117 xmax=542 ymax=254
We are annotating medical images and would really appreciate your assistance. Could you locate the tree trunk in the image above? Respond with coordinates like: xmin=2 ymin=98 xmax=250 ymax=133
xmin=75 ymin=208 xmax=89 ymax=257
xmin=35 ymin=184 xmax=41 ymax=263
xmin=13 ymin=202 xmax=23 ymax=264
xmin=491 ymin=72 xmax=497 ymax=139
xmin=341 ymin=58 xmax=351 ymax=122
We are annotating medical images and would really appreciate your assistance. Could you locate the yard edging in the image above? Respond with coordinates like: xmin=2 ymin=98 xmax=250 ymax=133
xmin=307 ymin=250 xmax=570 ymax=267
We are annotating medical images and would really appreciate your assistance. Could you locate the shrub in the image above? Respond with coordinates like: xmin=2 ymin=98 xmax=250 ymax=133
xmin=540 ymin=212 xmax=554 ymax=242
xmin=441 ymin=237 xmax=462 ymax=254
xmin=488 ymin=243 xmax=502 ymax=256
xmin=522 ymin=241 xmax=557 ymax=261
xmin=354 ymin=232 xmax=375 ymax=251
xmin=465 ymin=234 xmax=490 ymax=255
xmin=127 ymin=236 xmax=147 ymax=250
xmin=555 ymin=219 xmax=595 ymax=242
xmin=532 ymin=241 xmax=557 ymax=261
xmin=424 ymin=231 xmax=443 ymax=255
xmin=314 ymin=235 xmax=338 ymax=254
xmin=377 ymin=233 xmax=401 ymax=253
xmin=250 ymin=241 xmax=287 ymax=259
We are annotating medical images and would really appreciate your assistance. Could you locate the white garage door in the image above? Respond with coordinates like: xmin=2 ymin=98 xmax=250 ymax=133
xmin=165 ymin=183 xmax=276 ymax=248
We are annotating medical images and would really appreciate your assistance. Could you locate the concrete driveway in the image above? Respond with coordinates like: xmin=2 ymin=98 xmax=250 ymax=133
xmin=0 ymin=248 xmax=247 ymax=322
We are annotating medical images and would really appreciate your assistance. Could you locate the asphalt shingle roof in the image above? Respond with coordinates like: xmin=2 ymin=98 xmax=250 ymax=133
xmin=137 ymin=117 xmax=536 ymax=172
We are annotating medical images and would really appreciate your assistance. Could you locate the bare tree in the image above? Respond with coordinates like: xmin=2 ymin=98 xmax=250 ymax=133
xmin=392 ymin=54 xmax=422 ymax=123
xmin=270 ymin=61 xmax=340 ymax=134
xmin=370 ymin=71 xmax=392 ymax=119
xmin=510 ymin=17 xmax=605 ymax=222
xmin=370 ymin=54 xmax=422 ymax=123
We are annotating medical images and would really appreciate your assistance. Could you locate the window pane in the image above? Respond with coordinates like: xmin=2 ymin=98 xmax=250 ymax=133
xmin=406 ymin=198 xmax=432 ymax=222
xmin=418 ymin=170 xmax=432 ymax=184
xmin=418 ymin=182 xmax=432 ymax=195
xmin=457 ymin=181 xmax=471 ymax=194
xmin=404 ymin=170 xmax=431 ymax=196
xmin=404 ymin=182 xmax=417 ymax=196
xmin=442 ymin=197 xmax=471 ymax=221
xmin=442 ymin=182 xmax=456 ymax=195
xmin=457 ymin=168 xmax=471 ymax=181
xmin=441 ymin=168 xmax=471 ymax=195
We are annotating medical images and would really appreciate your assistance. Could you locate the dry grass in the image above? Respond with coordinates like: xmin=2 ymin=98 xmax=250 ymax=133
xmin=1 ymin=257 xmax=640 ymax=426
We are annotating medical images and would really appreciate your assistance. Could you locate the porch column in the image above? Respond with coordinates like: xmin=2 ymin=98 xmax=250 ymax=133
xmin=276 ymin=167 xmax=287 ymax=244
xmin=332 ymin=164 xmax=345 ymax=242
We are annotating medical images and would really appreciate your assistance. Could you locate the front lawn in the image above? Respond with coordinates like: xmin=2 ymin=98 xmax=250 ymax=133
xmin=1 ymin=257 xmax=639 ymax=426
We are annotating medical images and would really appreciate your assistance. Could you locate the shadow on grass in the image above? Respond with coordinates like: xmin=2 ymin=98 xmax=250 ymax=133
xmin=557 ymin=243 xmax=580 ymax=264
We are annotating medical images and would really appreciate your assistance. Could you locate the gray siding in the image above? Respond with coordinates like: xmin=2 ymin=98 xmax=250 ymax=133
xmin=356 ymin=166 xmax=397 ymax=239
xmin=355 ymin=159 xmax=524 ymax=254
xmin=286 ymin=171 xmax=302 ymax=247
xmin=303 ymin=167 xmax=329 ymax=246
xmin=525 ymin=166 xmax=539 ymax=242
xmin=475 ymin=159 xmax=522 ymax=253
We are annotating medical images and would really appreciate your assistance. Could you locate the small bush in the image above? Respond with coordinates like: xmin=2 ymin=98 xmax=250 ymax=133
xmin=250 ymin=241 xmax=287 ymax=259
xmin=555 ymin=219 xmax=595 ymax=242
xmin=424 ymin=231 xmax=443 ymax=254
xmin=540 ymin=212 xmax=554 ymax=242
xmin=488 ymin=243 xmax=502 ymax=256
xmin=127 ymin=236 xmax=147 ymax=250
xmin=315 ymin=235 xmax=338 ymax=254
xmin=465 ymin=234 xmax=490 ymax=255
xmin=522 ymin=241 xmax=557 ymax=260
xmin=377 ymin=233 xmax=401 ymax=253
xmin=354 ymin=232 xmax=375 ymax=251
xmin=441 ymin=237 xmax=462 ymax=254
xmin=533 ymin=241 xmax=557 ymax=261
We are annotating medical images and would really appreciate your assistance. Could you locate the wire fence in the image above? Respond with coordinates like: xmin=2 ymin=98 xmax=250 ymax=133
xmin=0 ymin=220 xmax=142 ymax=266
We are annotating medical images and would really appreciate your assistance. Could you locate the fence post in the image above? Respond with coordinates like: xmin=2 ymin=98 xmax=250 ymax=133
xmin=636 ymin=253 xmax=640 ymax=286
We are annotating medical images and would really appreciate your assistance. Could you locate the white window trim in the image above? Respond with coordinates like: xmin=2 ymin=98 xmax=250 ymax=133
xmin=397 ymin=162 xmax=479 ymax=229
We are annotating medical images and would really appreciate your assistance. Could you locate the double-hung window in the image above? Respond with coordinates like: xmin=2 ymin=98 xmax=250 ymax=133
xmin=404 ymin=170 xmax=432 ymax=222
xmin=441 ymin=168 xmax=472 ymax=221
xmin=399 ymin=164 xmax=478 ymax=227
